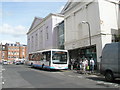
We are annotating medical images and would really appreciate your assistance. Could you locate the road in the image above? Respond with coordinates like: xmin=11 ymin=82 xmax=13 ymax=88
xmin=2 ymin=64 xmax=120 ymax=88
xmin=0 ymin=64 xmax=2 ymax=90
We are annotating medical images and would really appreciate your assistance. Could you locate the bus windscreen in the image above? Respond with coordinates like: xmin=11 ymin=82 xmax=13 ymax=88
xmin=52 ymin=51 xmax=67 ymax=64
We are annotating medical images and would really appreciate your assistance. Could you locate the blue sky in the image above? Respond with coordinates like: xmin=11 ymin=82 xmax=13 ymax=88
xmin=0 ymin=1 xmax=67 ymax=44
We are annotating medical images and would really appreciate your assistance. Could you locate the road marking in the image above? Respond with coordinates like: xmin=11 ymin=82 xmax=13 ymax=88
xmin=2 ymin=69 xmax=5 ymax=71
xmin=60 ymin=70 xmax=71 ymax=72
xmin=97 ymin=81 xmax=105 ymax=84
xmin=68 ymin=75 xmax=75 ymax=77
xmin=2 ymin=82 xmax=4 ymax=85
xmin=97 ymin=81 xmax=113 ymax=85
xmin=96 ymin=81 xmax=120 ymax=88
xmin=77 ymin=76 xmax=83 ymax=78
xmin=88 ymin=75 xmax=98 ymax=77
xmin=59 ymin=73 xmax=65 ymax=75
xmin=50 ymin=71 xmax=59 ymax=73
xmin=103 ymin=82 xmax=113 ymax=85
xmin=114 ymin=84 xmax=120 ymax=87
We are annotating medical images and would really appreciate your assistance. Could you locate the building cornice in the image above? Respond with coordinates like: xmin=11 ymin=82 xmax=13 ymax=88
xmin=63 ymin=1 xmax=95 ymax=19
xmin=104 ymin=0 xmax=119 ymax=4
xmin=62 ymin=0 xmax=119 ymax=17
xmin=28 ymin=17 xmax=43 ymax=32
xmin=62 ymin=2 xmax=81 ymax=14
xmin=64 ymin=33 xmax=111 ymax=45
xmin=62 ymin=0 xmax=95 ymax=14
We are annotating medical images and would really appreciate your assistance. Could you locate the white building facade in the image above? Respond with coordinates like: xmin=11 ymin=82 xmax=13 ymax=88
xmin=27 ymin=13 xmax=64 ymax=57
xmin=62 ymin=0 xmax=120 ymax=69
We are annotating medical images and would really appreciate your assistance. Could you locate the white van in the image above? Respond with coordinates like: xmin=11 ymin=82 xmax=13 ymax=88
xmin=100 ymin=42 xmax=120 ymax=81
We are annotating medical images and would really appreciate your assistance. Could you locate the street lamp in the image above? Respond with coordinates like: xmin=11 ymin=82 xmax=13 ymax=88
xmin=82 ymin=21 xmax=91 ymax=46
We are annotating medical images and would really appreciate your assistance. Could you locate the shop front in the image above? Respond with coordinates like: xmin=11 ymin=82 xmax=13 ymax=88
xmin=68 ymin=45 xmax=97 ymax=70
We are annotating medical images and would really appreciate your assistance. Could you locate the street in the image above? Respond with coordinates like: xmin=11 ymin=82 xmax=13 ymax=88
xmin=1 ymin=64 xmax=120 ymax=88
xmin=0 ymin=64 xmax=2 ymax=90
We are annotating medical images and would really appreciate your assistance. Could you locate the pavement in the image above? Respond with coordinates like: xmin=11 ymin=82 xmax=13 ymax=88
xmin=57 ymin=69 xmax=120 ymax=88
xmin=71 ymin=70 xmax=120 ymax=88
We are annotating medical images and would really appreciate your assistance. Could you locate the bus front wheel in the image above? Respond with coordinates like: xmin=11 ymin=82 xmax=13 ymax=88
xmin=31 ymin=63 xmax=33 ymax=66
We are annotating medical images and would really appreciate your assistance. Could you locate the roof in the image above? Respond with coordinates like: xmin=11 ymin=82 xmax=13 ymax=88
xmin=37 ymin=49 xmax=68 ymax=53
xmin=27 ymin=13 xmax=64 ymax=35
xmin=6 ymin=43 xmax=27 ymax=47
xmin=28 ymin=17 xmax=43 ymax=32
xmin=61 ymin=0 xmax=120 ymax=14
xmin=19 ymin=44 xmax=27 ymax=47
xmin=61 ymin=1 xmax=80 ymax=14
xmin=61 ymin=1 xmax=72 ymax=14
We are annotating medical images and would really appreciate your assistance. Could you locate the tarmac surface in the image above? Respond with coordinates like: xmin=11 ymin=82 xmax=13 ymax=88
xmin=1 ymin=64 xmax=120 ymax=89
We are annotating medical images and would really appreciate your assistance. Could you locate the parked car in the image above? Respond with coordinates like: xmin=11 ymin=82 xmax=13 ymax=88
xmin=19 ymin=59 xmax=25 ymax=64
xmin=15 ymin=61 xmax=21 ymax=65
xmin=13 ymin=58 xmax=25 ymax=65
xmin=13 ymin=60 xmax=15 ymax=64
xmin=100 ymin=42 xmax=120 ymax=82
xmin=2 ymin=60 xmax=8 ymax=65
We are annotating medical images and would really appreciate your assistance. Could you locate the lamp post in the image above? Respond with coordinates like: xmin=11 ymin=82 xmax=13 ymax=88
xmin=82 ymin=21 xmax=91 ymax=46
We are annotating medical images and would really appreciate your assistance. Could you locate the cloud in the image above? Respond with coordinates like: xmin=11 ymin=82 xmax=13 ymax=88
xmin=0 ymin=40 xmax=14 ymax=45
xmin=0 ymin=24 xmax=28 ymax=37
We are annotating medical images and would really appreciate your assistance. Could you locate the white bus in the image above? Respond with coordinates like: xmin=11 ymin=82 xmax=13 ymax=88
xmin=28 ymin=49 xmax=69 ymax=70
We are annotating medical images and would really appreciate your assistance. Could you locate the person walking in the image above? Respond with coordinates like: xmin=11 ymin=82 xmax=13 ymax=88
xmin=90 ymin=58 xmax=95 ymax=73
xmin=71 ymin=59 xmax=75 ymax=70
xmin=82 ymin=59 xmax=86 ymax=74
xmin=84 ymin=58 xmax=88 ymax=71
xmin=79 ymin=59 xmax=83 ymax=70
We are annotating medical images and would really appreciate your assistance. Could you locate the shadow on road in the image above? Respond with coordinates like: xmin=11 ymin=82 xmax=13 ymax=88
xmin=86 ymin=76 xmax=120 ymax=85
xmin=27 ymin=65 xmax=66 ymax=72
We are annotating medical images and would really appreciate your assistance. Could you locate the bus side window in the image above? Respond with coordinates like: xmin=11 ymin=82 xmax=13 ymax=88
xmin=41 ymin=58 xmax=43 ymax=61
xmin=39 ymin=53 xmax=44 ymax=61
xmin=45 ymin=51 xmax=51 ymax=61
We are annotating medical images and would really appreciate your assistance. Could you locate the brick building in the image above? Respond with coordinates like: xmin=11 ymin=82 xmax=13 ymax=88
xmin=0 ymin=42 xmax=27 ymax=63
xmin=0 ymin=44 xmax=8 ymax=63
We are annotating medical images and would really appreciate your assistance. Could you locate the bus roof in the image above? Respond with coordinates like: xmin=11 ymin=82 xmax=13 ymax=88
xmin=29 ymin=49 xmax=68 ymax=54
xmin=37 ymin=49 xmax=68 ymax=52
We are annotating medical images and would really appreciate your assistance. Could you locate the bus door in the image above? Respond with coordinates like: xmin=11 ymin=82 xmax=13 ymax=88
xmin=41 ymin=51 xmax=51 ymax=67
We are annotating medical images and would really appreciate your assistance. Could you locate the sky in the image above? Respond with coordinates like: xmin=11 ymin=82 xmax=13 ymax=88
xmin=0 ymin=0 xmax=67 ymax=45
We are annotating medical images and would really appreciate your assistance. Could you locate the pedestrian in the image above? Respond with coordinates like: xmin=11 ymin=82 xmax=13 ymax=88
xmin=84 ymin=58 xmax=88 ymax=71
xmin=82 ymin=59 xmax=86 ymax=74
xmin=68 ymin=60 xmax=72 ymax=70
xmin=74 ymin=60 xmax=78 ymax=70
xmin=79 ymin=59 xmax=83 ymax=70
xmin=90 ymin=58 xmax=95 ymax=73
xmin=71 ymin=59 xmax=75 ymax=70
